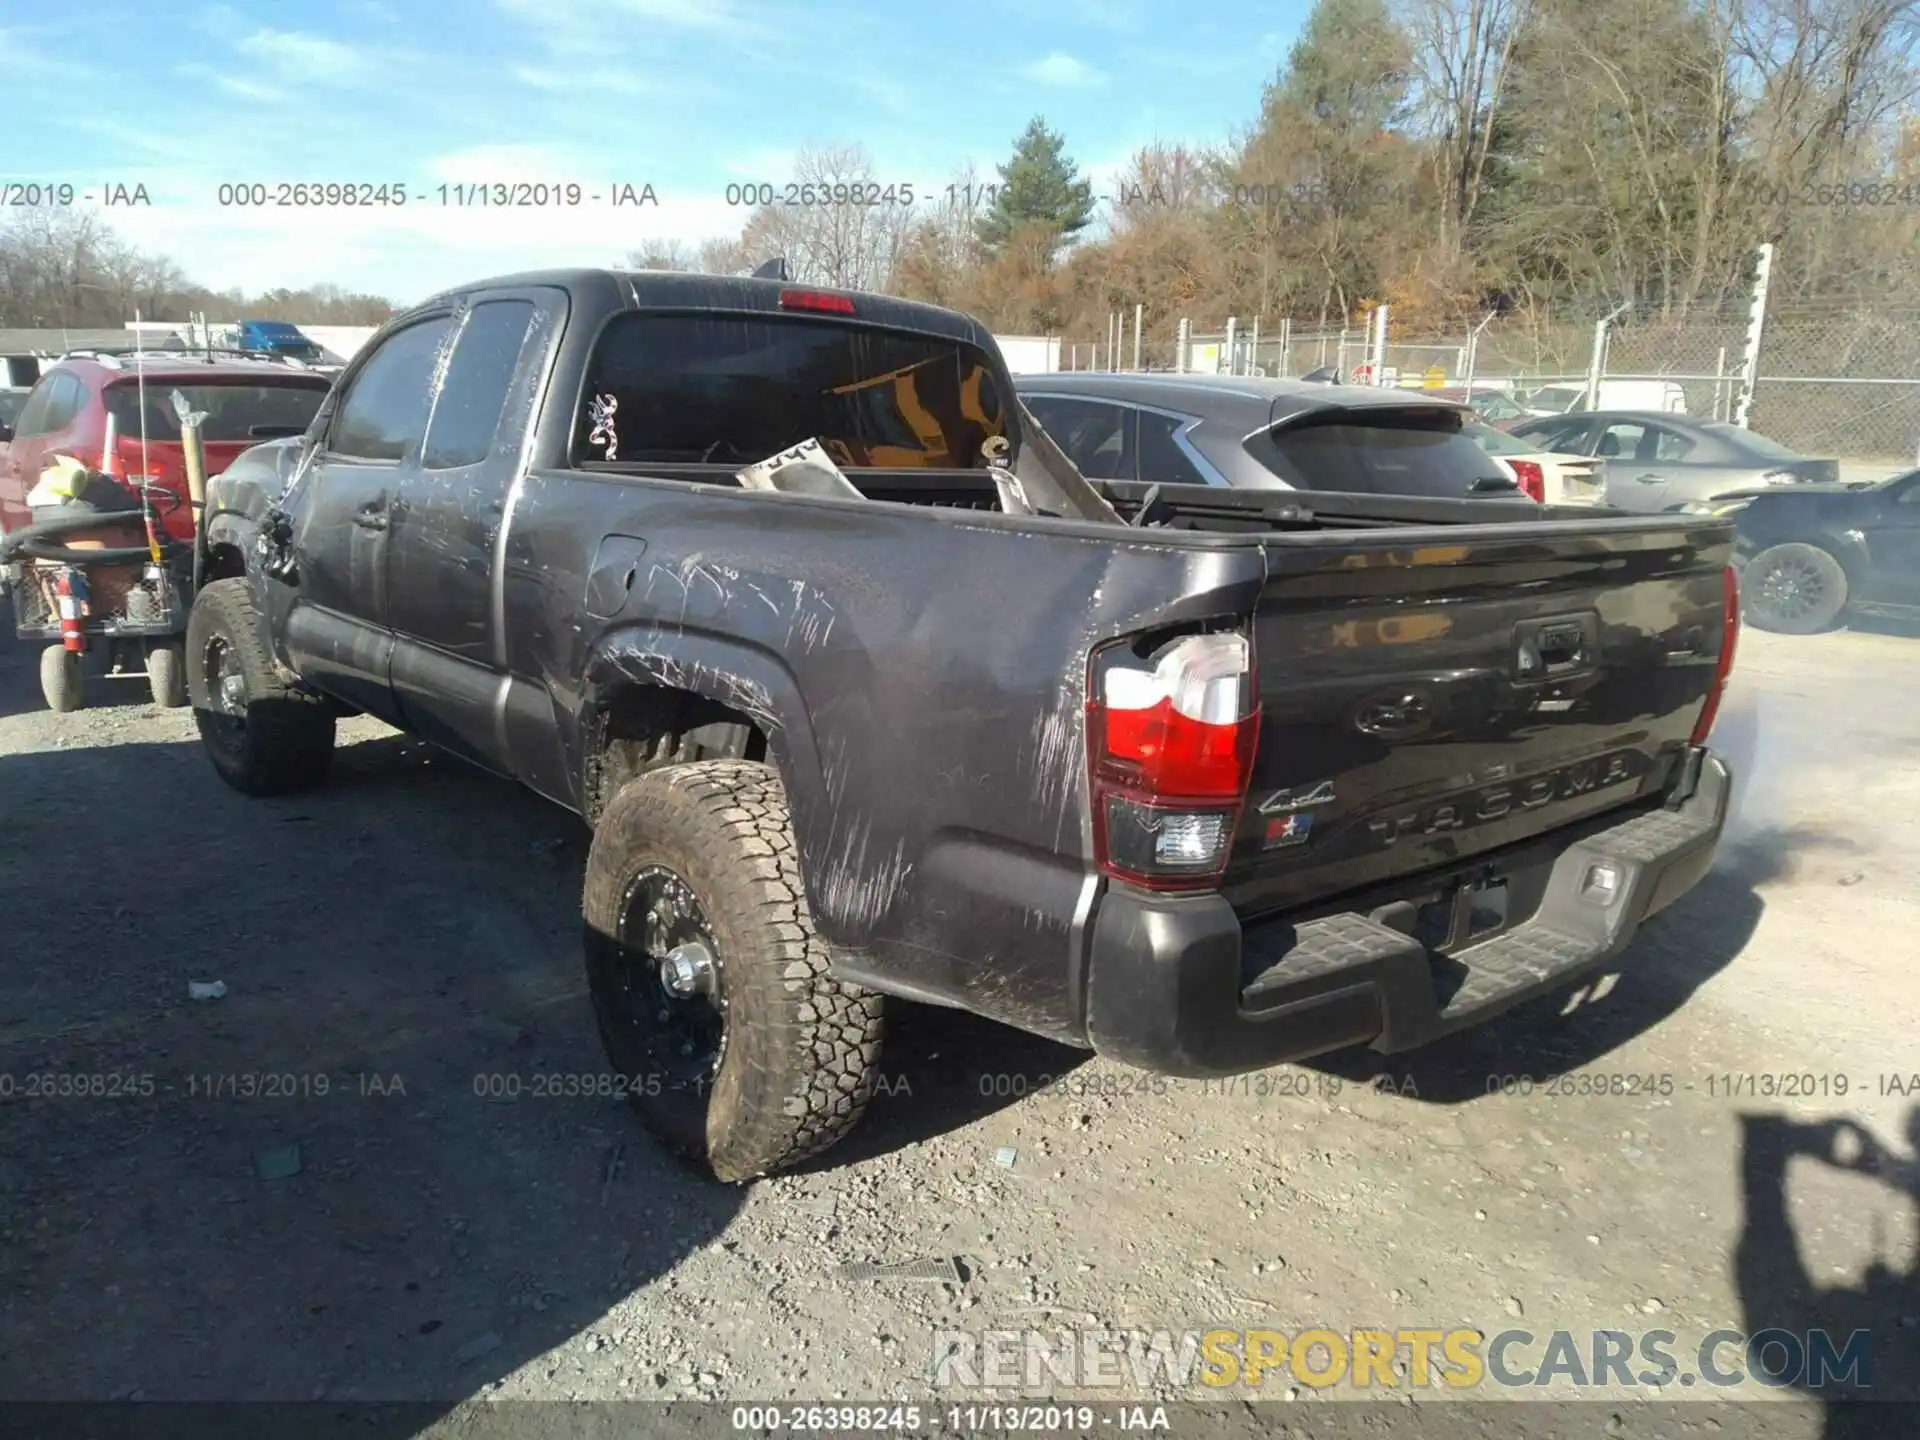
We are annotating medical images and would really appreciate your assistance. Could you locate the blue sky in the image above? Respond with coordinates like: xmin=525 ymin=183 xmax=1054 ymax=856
xmin=6 ymin=0 xmax=1303 ymax=303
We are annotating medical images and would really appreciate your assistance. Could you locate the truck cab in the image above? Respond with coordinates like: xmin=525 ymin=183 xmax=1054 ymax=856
xmin=234 ymin=320 xmax=323 ymax=363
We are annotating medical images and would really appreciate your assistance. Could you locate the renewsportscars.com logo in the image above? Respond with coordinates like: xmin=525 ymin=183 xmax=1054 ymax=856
xmin=932 ymin=1327 xmax=1875 ymax=1394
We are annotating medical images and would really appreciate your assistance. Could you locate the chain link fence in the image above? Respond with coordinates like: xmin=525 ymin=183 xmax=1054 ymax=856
xmin=1104 ymin=295 xmax=1920 ymax=469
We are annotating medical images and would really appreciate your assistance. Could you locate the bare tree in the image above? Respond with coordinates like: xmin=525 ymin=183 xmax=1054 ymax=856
xmin=624 ymin=239 xmax=698 ymax=271
xmin=1400 ymin=0 xmax=1534 ymax=247
xmin=737 ymin=144 xmax=914 ymax=291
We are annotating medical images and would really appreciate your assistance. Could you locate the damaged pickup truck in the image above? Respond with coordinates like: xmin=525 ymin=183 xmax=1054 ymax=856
xmin=188 ymin=269 xmax=1739 ymax=1181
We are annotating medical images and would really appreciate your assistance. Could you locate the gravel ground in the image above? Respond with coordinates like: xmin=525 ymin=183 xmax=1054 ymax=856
xmin=1 ymin=612 xmax=1915 ymax=1438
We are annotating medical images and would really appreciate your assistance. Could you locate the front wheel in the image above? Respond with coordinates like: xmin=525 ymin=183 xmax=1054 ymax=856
xmin=185 ymin=578 xmax=335 ymax=795
xmin=1742 ymin=542 xmax=1848 ymax=634
xmin=582 ymin=760 xmax=886 ymax=1182
xmin=40 ymin=645 xmax=83 ymax=713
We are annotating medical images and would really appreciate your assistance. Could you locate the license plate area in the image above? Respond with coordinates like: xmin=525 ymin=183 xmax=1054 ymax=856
xmin=1414 ymin=874 xmax=1511 ymax=954
xmin=1513 ymin=612 xmax=1600 ymax=682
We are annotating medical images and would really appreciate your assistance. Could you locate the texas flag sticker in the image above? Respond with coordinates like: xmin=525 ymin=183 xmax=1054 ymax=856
xmin=1264 ymin=812 xmax=1314 ymax=848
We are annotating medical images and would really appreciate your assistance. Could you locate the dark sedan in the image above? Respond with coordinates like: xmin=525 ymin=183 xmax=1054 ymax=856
xmin=1510 ymin=410 xmax=1837 ymax=513
xmin=1713 ymin=468 xmax=1920 ymax=632
xmin=1012 ymin=372 xmax=1529 ymax=500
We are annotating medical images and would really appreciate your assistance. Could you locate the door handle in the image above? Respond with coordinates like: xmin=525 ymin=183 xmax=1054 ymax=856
xmin=353 ymin=503 xmax=389 ymax=531
xmin=1635 ymin=473 xmax=1666 ymax=484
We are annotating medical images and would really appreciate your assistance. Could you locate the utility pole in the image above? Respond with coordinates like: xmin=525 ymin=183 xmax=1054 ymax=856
xmin=1733 ymin=243 xmax=1773 ymax=429
xmin=1586 ymin=303 xmax=1630 ymax=409
xmin=1463 ymin=312 xmax=1497 ymax=399
xmin=1132 ymin=303 xmax=1143 ymax=371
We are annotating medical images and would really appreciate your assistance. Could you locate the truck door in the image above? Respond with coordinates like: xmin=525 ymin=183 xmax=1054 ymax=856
xmin=279 ymin=311 xmax=455 ymax=719
xmin=384 ymin=290 xmax=557 ymax=770
xmin=1861 ymin=471 xmax=1920 ymax=607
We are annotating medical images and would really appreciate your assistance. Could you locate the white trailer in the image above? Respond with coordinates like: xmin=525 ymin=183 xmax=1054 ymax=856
xmin=993 ymin=335 xmax=1061 ymax=375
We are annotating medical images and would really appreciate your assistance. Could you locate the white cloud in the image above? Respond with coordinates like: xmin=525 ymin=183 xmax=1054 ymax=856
xmin=1065 ymin=0 xmax=1148 ymax=31
xmin=498 ymin=0 xmax=759 ymax=50
xmin=511 ymin=63 xmax=649 ymax=95
xmin=0 ymin=24 xmax=99 ymax=83
xmin=606 ymin=0 xmax=755 ymax=31
xmin=847 ymin=75 xmax=918 ymax=117
xmin=89 ymin=156 xmax=752 ymax=303
xmin=425 ymin=144 xmax=596 ymax=185
xmin=232 ymin=28 xmax=376 ymax=86
xmin=1019 ymin=53 xmax=1104 ymax=88
xmin=175 ymin=61 xmax=282 ymax=103
xmin=720 ymin=147 xmax=800 ymax=180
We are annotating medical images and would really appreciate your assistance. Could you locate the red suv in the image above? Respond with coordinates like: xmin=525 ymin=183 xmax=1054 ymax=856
xmin=0 ymin=353 xmax=332 ymax=540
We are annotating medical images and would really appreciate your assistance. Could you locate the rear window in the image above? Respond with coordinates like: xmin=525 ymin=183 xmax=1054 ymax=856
xmin=105 ymin=382 xmax=328 ymax=443
xmin=1252 ymin=413 xmax=1518 ymax=496
xmin=1463 ymin=420 xmax=1535 ymax=456
xmin=575 ymin=313 xmax=1007 ymax=468
xmin=1526 ymin=386 xmax=1585 ymax=412
xmin=1702 ymin=422 xmax=1798 ymax=460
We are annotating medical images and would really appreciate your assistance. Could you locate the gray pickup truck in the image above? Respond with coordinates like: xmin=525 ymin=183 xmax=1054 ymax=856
xmin=190 ymin=269 xmax=1738 ymax=1181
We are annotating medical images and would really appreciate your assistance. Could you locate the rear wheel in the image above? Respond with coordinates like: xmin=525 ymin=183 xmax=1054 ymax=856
xmin=583 ymin=760 xmax=886 ymax=1182
xmin=40 ymin=645 xmax=83 ymax=713
xmin=147 ymin=641 xmax=186 ymax=708
xmin=1743 ymin=542 xmax=1848 ymax=634
xmin=186 ymin=578 xmax=335 ymax=795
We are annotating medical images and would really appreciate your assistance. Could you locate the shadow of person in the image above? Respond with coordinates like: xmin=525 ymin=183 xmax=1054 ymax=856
xmin=1735 ymin=1106 xmax=1919 ymax=1437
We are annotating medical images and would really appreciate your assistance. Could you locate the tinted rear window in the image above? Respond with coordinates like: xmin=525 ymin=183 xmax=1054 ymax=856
xmin=1252 ymin=414 xmax=1518 ymax=496
xmin=575 ymin=313 xmax=1007 ymax=468
xmin=1702 ymin=422 xmax=1798 ymax=460
xmin=1463 ymin=420 xmax=1535 ymax=456
xmin=106 ymin=382 xmax=328 ymax=443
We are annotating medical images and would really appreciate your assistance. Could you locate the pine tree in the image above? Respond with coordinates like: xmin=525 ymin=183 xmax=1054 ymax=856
xmin=976 ymin=117 xmax=1096 ymax=261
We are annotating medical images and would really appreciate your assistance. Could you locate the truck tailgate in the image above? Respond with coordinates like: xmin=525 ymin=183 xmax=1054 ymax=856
xmin=1226 ymin=518 xmax=1732 ymax=919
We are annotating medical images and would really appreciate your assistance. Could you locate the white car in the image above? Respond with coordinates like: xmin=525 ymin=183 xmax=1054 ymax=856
xmin=1522 ymin=380 xmax=1688 ymax=417
xmin=1465 ymin=419 xmax=1608 ymax=506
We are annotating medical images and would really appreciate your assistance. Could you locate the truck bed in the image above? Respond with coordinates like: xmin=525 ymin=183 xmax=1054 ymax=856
xmin=518 ymin=460 xmax=1732 ymax=1043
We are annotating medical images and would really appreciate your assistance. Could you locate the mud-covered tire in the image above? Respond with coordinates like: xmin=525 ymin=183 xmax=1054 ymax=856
xmin=186 ymin=577 xmax=335 ymax=795
xmin=147 ymin=641 xmax=186 ymax=708
xmin=583 ymin=760 xmax=886 ymax=1182
xmin=40 ymin=645 xmax=83 ymax=713
xmin=1742 ymin=542 xmax=1848 ymax=634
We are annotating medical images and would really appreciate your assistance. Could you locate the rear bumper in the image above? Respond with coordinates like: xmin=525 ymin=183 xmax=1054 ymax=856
xmin=1083 ymin=748 xmax=1729 ymax=1077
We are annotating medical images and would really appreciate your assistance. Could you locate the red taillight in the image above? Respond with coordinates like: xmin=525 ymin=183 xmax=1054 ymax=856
xmin=1690 ymin=566 xmax=1740 ymax=746
xmin=1087 ymin=631 xmax=1260 ymax=890
xmin=1509 ymin=459 xmax=1545 ymax=503
xmin=778 ymin=288 xmax=855 ymax=315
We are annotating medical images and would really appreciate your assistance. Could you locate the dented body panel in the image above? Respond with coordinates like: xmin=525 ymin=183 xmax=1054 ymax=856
xmin=203 ymin=268 xmax=1735 ymax=1065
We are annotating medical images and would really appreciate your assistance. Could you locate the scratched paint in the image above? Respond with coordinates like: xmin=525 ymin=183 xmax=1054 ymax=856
xmin=814 ymin=813 xmax=913 ymax=931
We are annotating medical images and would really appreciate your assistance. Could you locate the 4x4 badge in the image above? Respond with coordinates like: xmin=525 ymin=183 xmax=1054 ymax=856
xmin=1258 ymin=781 xmax=1335 ymax=815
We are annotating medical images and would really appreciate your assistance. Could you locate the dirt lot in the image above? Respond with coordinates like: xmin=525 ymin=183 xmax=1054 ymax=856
xmin=1 ymin=614 xmax=1915 ymax=1436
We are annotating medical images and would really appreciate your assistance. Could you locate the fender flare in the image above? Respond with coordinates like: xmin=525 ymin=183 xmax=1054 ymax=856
xmin=202 ymin=509 xmax=260 ymax=574
xmin=579 ymin=625 xmax=850 ymax=922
